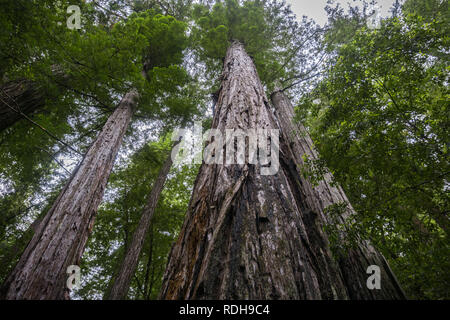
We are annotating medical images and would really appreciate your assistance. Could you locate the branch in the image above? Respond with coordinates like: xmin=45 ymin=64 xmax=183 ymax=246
xmin=34 ymin=146 xmax=72 ymax=176
xmin=385 ymin=171 xmax=450 ymax=204
xmin=282 ymin=52 xmax=327 ymax=84
xmin=271 ymin=28 xmax=324 ymax=80
xmin=93 ymin=1 xmax=128 ymax=21
xmin=278 ymin=72 xmax=323 ymax=93
xmin=0 ymin=89 xmax=83 ymax=156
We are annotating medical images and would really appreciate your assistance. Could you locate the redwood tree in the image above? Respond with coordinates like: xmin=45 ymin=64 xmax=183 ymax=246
xmin=0 ymin=79 xmax=48 ymax=132
xmin=271 ymin=89 xmax=405 ymax=299
xmin=107 ymin=141 xmax=179 ymax=300
xmin=159 ymin=40 xmax=405 ymax=300
xmin=0 ymin=91 xmax=137 ymax=300
xmin=0 ymin=12 xmax=189 ymax=300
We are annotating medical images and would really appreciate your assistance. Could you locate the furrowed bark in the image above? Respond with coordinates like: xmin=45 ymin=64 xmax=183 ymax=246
xmin=0 ymin=90 xmax=137 ymax=300
xmin=270 ymin=89 xmax=406 ymax=299
xmin=107 ymin=142 xmax=178 ymax=300
xmin=159 ymin=41 xmax=405 ymax=300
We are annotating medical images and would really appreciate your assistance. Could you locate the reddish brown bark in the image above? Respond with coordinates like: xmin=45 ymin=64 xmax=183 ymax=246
xmin=159 ymin=41 xmax=405 ymax=300
xmin=271 ymin=89 xmax=406 ymax=299
xmin=0 ymin=90 xmax=137 ymax=300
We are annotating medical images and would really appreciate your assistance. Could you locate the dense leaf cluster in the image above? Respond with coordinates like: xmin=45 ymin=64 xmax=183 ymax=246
xmin=297 ymin=0 xmax=449 ymax=299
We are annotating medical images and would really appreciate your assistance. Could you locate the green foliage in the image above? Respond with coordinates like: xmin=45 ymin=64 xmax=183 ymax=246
xmin=1 ymin=0 xmax=447 ymax=301
xmin=191 ymin=0 xmax=268 ymax=59
xmin=323 ymin=202 xmax=360 ymax=259
xmin=76 ymin=138 xmax=199 ymax=299
xmin=190 ymin=0 xmax=319 ymax=90
xmin=0 ymin=1 xmax=201 ymax=295
xmin=403 ymin=0 xmax=449 ymax=24
xmin=297 ymin=4 xmax=449 ymax=299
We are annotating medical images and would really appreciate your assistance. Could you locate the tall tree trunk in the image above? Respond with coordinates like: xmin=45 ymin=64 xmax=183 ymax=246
xmin=0 ymin=90 xmax=137 ymax=300
xmin=159 ymin=41 xmax=405 ymax=300
xmin=107 ymin=143 xmax=177 ymax=300
xmin=143 ymin=227 xmax=154 ymax=300
xmin=270 ymin=89 xmax=406 ymax=299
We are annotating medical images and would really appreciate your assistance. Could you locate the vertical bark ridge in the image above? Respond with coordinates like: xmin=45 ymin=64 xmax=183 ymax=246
xmin=271 ymin=90 xmax=406 ymax=299
xmin=1 ymin=90 xmax=137 ymax=300
xmin=159 ymin=41 xmax=405 ymax=300
xmin=159 ymin=41 xmax=334 ymax=300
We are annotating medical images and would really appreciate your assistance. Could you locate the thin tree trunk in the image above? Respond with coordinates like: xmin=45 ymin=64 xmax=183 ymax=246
xmin=159 ymin=41 xmax=405 ymax=300
xmin=107 ymin=143 xmax=177 ymax=300
xmin=0 ymin=90 xmax=137 ymax=300
xmin=148 ymin=262 xmax=156 ymax=300
xmin=143 ymin=227 xmax=154 ymax=300
xmin=270 ymin=89 xmax=406 ymax=299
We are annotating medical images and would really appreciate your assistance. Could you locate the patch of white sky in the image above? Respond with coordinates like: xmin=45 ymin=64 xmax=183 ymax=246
xmin=285 ymin=0 xmax=399 ymax=26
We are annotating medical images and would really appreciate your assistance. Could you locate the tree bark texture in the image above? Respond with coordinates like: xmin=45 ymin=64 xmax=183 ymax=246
xmin=1 ymin=90 xmax=137 ymax=300
xmin=159 ymin=41 xmax=405 ymax=300
xmin=107 ymin=142 xmax=178 ymax=300
xmin=271 ymin=89 xmax=406 ymax=299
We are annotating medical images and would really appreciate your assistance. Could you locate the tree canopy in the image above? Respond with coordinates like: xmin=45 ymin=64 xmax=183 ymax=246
xmin=296 ymin=0 xmax=449 ymax=299
xmin=0 ymin=0 xmax=448 ymax=300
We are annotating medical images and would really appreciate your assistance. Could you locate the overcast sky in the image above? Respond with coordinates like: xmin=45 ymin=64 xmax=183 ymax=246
xmin=285 ymin=0 xmax=398 ymax=26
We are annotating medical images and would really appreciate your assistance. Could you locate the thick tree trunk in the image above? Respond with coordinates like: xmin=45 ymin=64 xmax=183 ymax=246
xmin=159 ymin=41 xmax=405 ymax=300
xmin=270 ymin=89 xmax=406 ymax=299
xmin=0 ymin=90 xmax=137 ymax=300
xmin=0 ymin=79 xmax=47 ymax=132
xmin=107 ymin=143 xmax=177 ymax=300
